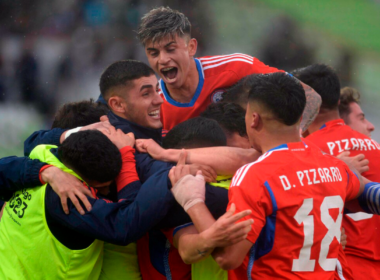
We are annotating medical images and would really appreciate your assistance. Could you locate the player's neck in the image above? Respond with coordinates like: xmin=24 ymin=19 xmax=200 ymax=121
xmin=260 ymin=127 xmax=301 ymax=153
xmin=307 ymin=109 xmax=340 ymax=134
xmin=166 ymin=59 xmax=199 ymax=103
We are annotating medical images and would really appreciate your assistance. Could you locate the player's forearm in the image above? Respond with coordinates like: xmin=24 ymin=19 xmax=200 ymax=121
xmin=24 ymin=129 xmax=66 ymax=156
xmin=47 ymin=175 xmax=174 ymax=245
xmin=299 ymin=81 xmax=322 ymax=133
xmin=0 ymin=156 xmax=47 ymax=201
xmin=187 ymin=202 xmax=217 ymax=232
xmin=161 ymin=147 xmax=260 ymax=175
xmin=178 ymin=232 xmax=214 ymax=264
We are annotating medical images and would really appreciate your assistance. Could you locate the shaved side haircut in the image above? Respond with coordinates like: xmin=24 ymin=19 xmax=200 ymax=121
xmin=99 ymin=60 xmax=155 ymax=101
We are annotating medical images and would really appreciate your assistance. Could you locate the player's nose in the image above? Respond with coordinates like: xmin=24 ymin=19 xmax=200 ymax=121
xmin=153 ymin=93 xmax=164 ymax=105
xmin=158 ymin=52 xmax=170 ymax=65
xmin=367 ymin=120 xmax=375 ymax=132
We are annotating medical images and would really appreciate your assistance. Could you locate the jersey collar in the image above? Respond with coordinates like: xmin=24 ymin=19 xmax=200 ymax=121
xmin=320 ymin=119 xmax=345 ymax=130
xmin=266 ymin=141 xmax=308 ymax=153
xmin=267 ymin=143 xmax=289 ymax=153
xmin=159 ymin=58 xmax=205 ymax=107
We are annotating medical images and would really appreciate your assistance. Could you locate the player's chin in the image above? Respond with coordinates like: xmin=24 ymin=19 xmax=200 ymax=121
xmin=148 ymin=119 xmax=162 ymax=130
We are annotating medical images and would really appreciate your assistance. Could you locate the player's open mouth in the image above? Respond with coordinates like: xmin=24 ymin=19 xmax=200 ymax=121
xmin=148 ymin=109 xmax=160 ymax=119
xmin=161 ymin=67 xmax=178 ymax=81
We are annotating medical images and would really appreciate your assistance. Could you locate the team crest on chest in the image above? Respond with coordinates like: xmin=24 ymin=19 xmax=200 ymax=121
xmin=211 ymin=88 xmax=226 ymax=103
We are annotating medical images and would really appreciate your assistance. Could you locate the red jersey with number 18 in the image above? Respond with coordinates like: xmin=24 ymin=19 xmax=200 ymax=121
xmin=158 ymin=54 xmax=283 ymax=132
xmin=228 ymin=142 xmax=361 ymax=280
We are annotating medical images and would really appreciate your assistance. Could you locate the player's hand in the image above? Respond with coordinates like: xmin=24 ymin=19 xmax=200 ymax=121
xmin=60 ymin=120 xmax=114 ymax=143
xmin=341 ymin=227 xmax=347 ymax=250
xmin=337 ymin=151 xmax=369 ymax=174
xmin=80 ymin=120 xmax=114 ymax=136
xmin=136 ymin=139 xmax=165 ymax=159
xmin=41 ymin=166 xmax=94 ymax=215
xmin=189 ymin=164 xmax=217 ymax=183
xmin=169 ymin=149 xmax=191 ymax=186
xmin=201 ymin=203 xmax=253 ymax=248
xmin=169 ymin=150 xmax=206 ymax=212
xmin=106 ymin=126 xmax=135 ymax=149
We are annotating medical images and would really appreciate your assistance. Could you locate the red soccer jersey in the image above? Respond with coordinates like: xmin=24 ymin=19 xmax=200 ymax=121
xmin=228 ymin=142 xmax=361 ymax=280
xmin=306 ymin=119 xmax=380 ymax=278
xmin=334 ymin=246 xmax=353 ymax=280
xmin=158 ymin=53 xmax=283 ymax=131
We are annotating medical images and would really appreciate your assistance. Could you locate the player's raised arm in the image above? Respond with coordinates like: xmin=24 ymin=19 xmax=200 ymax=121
xmin=136 ymin=138 xmax=260 ymax=175
xmin=24 ymin=118 xmax=112 ymax=156
xmin=297 ymin=80 xmax=322 ymax=134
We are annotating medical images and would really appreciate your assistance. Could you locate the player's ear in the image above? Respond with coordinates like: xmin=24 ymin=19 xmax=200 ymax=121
xmin=251 ymin=112 xmax=260 ymax=129
xmin=188 ymin=38 xmax=197 ymax=57
xmin=108 ymin=96 xmax=127 ymax=114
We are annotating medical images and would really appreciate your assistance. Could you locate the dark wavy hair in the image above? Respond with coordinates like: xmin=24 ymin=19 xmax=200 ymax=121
xmin=59 ymin=130 xmax=122 ymax=183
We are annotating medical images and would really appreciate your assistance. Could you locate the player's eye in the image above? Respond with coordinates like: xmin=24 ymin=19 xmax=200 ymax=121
xmin=149 ymin=52 xmax=158 ymax=57
xmin=167 ymin=48 xmax=175 ymax=53
xmin=142 ymin=92 xmax=149 ymax=97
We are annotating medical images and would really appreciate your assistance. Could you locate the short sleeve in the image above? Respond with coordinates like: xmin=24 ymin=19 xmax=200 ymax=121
xmin=250 ymin=58 xmax=284 ymax=75
xmin=228 ymin=169 xmax=272 ymax=244
xmin=230 ymin=56 xmax=284 ymax=81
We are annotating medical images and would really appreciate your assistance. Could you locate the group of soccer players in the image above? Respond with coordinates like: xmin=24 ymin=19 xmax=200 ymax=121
xmin=0 ymin=6 xmax=379 ymax=280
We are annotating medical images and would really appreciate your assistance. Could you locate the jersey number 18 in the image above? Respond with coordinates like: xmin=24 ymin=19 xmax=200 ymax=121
xmin=292 ymin=196 xmax=344 ymax=272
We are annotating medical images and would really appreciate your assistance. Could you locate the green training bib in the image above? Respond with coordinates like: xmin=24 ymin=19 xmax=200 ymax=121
xmin=191 ymin=176 xmax=231 ymax=280
xmin=0 ymin=145 xmax=104 ymax=280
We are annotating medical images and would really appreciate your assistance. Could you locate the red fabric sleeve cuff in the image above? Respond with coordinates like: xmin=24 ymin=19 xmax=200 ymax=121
xmin=116 ymin=146 xmax=140 ymax=192
xmin=39 ymin=165 xmax=54 ymax=185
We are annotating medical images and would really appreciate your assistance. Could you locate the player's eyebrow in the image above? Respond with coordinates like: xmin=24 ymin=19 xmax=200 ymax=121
xmin=356 ymin=112 xmax=365 ymax=118
xmin=146 ymin=41 xmax=176 ymax=51
xmin=164 ymin=41 xmax=176 ymax=48
xmin=146 ymin=47 xmax=158 ymax=51
xmin=140 ymin=84 xmax=153 ymax=91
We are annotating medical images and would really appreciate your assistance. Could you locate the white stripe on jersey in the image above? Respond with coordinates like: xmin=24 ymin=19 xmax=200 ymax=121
xmin=231 ymin=151 xmax=273 ymax=187
xmin=199 ymin=53 xmax=253 ymax=61
xmin=272 ymin=147 xmax=289 ymax=152
xmin=231 ymin=163 xmax=248 ymax=186
xmin=203 ymin=58 xmax=253 ymax=71
xmin=201 ymin=55 xmax=253 ymax=66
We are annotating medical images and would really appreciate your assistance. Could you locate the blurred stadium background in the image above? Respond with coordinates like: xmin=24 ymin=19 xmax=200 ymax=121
xmin=0 ymin=0 xmax=379 ymax=156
